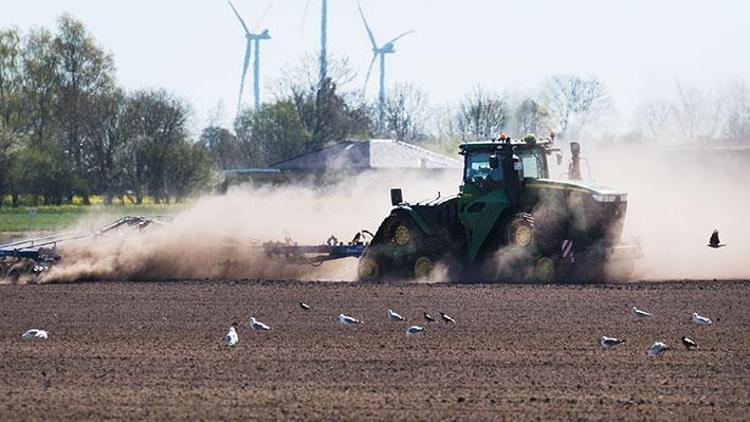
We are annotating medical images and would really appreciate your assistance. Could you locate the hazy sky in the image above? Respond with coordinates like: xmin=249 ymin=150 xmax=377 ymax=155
xmin=2 ymin=0 xmax=748 ymax=133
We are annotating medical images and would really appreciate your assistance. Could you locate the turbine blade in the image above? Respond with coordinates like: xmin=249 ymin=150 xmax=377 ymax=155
xmin=363 ymin=52 xmax=377 ymax=94
xmin=356 ymin=1 xmax=378 ymax=49
xmin=227 ymin=0 xmax=251 ymax=34
xmin=385 ymin=30 xmax=414 ymax=46
xmin=254 ymin=0 xmax=276 ymax=30
xmin=238 ymin=41 xmax=252 ymax=110
xmin=301 ymin=0 xmax=311 ymax=36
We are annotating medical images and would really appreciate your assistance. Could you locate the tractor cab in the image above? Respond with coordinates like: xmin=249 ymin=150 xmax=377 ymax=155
xmin=459 ymin=136 xmax=553 ymax=196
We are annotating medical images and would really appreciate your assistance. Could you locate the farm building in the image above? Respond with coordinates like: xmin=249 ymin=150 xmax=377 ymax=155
xmin=224 ymin=139 xmax=461 ymax=185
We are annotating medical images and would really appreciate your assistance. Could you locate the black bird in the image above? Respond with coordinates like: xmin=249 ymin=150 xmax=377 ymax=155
xmin=423 ymin=312 xmax=436 ymax=322
xmin=299 ymin=302 xmax=311 ymax=310
xmin=708 ymin=230 xmax=726 ymax=248
xmin=440 ymin=312 xmax=456 ymax=324
xmin=681 ymin=336 xmax=698 ymax=350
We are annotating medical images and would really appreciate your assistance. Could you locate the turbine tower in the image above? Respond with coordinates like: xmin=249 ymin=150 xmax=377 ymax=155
xmin=228 ymin=0 xmax=270 ymax=113
xmin=357 ymin=1 xmax=413 ymax=132
xmin=319 ymin=0 xmax=328 ymax=86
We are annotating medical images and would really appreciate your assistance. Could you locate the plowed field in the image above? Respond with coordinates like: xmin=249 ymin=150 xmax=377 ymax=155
xmin=1 ymin=280 xmax=748 ymax=420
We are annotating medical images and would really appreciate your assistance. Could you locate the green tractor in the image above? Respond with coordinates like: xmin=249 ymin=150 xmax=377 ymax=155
xmin=357 ymin=135 xmax=640 ymax=282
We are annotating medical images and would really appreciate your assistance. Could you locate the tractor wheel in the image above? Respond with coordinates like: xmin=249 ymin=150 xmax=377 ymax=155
xmin=533 ymin=257 xmax=556 ymax=283
xmin=506 ymin=213 xmax=535 ymax=249
xmin=385 ymin=216 xmax=418 ymax=249
xmin=413 ymin=256 xmax=434 ymax=279
xmin=357 ymin=255 xmax=381 ymax=282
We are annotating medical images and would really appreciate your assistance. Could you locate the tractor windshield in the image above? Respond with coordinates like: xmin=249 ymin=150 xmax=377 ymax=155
xmin=465 ymin=152 xmax=503 ymax=184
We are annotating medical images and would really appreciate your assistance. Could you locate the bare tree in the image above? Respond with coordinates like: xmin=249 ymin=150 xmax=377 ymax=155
xmin=273 ymin=54 xmax=358 ymax=98
xmin=274 ymin=55 xmax=372 ymax=147
xmin=432 ymin=104 xmax=460 ymax=140
xmin=515 ymin=98 xmax=550 ymax=136
xmin=455 ymin=86 xmax=507 ymax=141
xmin=717 ymin=80 xmax=750 ymax=142
xmin=670 ymin=81 xmax=725 ymax=141
xmin=383 ymin=82 xmax=429 ymax=143
xmin=541 ymin=74 xmax=611 ymax=139
xmin=637 ymin=97 xmax=673 ymax=140
xmin=671 ymin=82 xmax=704 ymax=141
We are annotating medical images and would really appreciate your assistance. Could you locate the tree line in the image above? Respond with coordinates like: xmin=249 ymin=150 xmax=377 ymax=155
xmin=3 ymin=15 xmax=748 ymax=206
xmin=0 ymin=17 xmax=215 ymax=206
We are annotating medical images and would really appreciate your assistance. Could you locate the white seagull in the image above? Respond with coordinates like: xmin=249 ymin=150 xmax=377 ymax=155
xmin=405 ymin=326 xmax=424 ymax=336
xmin=692 ymin=312 xmax=712 ymax=326
xmin=337 ymin=313 xmax=362 ymax=325
xmin=224 ymin=326 xmax=238 ymax=347
xmin=21 ymin=329 xmax=48 ymax=340
xmin=631 ymin=306 xmax=652 ymax=318
xmin=599 ymin=336 xmax=625 ymax=349
xmin=387 ymin=309 xmax=407 ymax=322
xmin=299 ymin=302 xmax=312 ymax=310
xmin=647 ymin=341 xmax=670 ymax=356
xmin=249 ymin=317 xmax=271 ymax=331
xmin=440 ymin=312 xmax=456 ymax=324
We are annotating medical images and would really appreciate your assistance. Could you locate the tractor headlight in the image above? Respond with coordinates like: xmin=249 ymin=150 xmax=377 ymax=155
xmin=619 ymin=194 xmax=628 ymax=202
xmin=592 ymin=194 xmax=617 ymax=202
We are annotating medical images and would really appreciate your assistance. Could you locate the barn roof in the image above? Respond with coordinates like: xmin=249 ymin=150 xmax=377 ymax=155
xmin=269 ymin=139 xmax=461 ymax=170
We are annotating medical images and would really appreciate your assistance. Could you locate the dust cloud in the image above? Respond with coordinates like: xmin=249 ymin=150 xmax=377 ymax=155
xmin=479 ymin=140 xmax=750 ymax=282
xmin=9 ymin=141 xmax=750 ymax=284
xmin=34 ymin=170 xmax=460 ymax=283
xmin=584 ymin=142 xmax=750 ymax=280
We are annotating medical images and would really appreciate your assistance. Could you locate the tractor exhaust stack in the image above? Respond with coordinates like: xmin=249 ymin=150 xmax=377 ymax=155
xmin=569 ymin=142 xmax=582 ymax=181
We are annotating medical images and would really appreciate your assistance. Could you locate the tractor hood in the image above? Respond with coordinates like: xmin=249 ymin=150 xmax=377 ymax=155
xmin=524 ymin=178 xmax=629 ymax=246
xmin=525 ymin=179 xmax=628 ymax=203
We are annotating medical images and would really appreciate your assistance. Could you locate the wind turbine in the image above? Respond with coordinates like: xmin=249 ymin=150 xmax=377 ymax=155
xmin=227 ymin=0 xmax=271 ymax=113
xmin=357 ymin=1 xmax=413 ymax=132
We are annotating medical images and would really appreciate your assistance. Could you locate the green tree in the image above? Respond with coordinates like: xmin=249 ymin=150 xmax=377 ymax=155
xmin=200 ymin=125 xmax=243 ymax=170
xmin=167 ymin=141 xmax=215 ymax=201
xmin=21 ymin=28 xmax=59 ymax=147
xmin=251 ymin=101 xmax=312 ymax=166
xmin=0 ymin=121 xmax=19 ymax=205
xmin=52 ymin=15 xmax=116 ymax=202
xmin=0 ymin=29 xmax=24 ymax=130
xmin=0 ymin=29 xmax=25 ymax=205
xmin=233 ymin=108 xmax=264 ymax=167
xmin=120 ymin=89 xmax=191 ymax=203
xmin=15 ymin=140 xmax=75 ymax=205
xmin=81 ymin=88 xmax=127 ymax=204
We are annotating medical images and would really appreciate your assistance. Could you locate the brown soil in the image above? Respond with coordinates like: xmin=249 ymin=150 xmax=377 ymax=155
xmin=1 ymin=280 xmax=748 ymax=421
